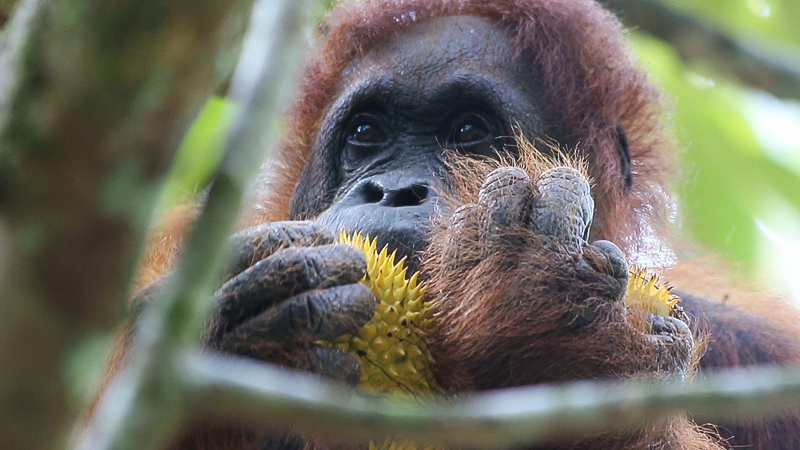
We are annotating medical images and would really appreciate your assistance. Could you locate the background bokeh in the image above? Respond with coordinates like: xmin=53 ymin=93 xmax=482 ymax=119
xmin=161 ymin=0 xmax=800 ymax=302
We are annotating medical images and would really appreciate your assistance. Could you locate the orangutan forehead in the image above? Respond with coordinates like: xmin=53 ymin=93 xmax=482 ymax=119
xmin=339 ymin=15 xmax=522 ymax=87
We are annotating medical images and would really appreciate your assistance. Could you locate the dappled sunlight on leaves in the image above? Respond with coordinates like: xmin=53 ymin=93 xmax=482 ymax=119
xmin=631 ymin=28 xmax=800 ymax=301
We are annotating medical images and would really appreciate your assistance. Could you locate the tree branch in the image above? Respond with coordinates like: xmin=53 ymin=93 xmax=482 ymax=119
xmin=78 ymin=1 xmax=310 ymax=449
xmin=186 ymin=350 xmax=800 ymax=448
xmin=605 ymin=0 xmax=800 ymax=101
xmin=0 ymin=0 xmax=251 ymax=449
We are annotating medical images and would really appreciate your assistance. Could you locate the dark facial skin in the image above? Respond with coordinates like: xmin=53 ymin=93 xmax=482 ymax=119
xmin=291 ymin=16 xmax=548 ymax=262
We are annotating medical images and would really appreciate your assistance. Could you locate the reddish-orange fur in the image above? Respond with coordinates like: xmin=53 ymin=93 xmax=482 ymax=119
xmin=134 ymin=203 xmax=199 ymax=290
xmin=250 ymin=0 xmax=675 ymax=255
xmin=97 ymin=0 xmax=800 ymax=449
xmin=420 ymin=152 xmax=718 ymax=449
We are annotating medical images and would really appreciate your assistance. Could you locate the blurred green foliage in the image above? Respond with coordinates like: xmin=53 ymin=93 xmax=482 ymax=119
xmin=668 ymin=0 xmax=800 ymax=46
xmin=163 ymin=0 xmax=800 ymax=300
xmin=160 ymin=96 xmax=235 ymax=210
xmin=632 ymin=34 xmax=799 ymax=262
xmin=630 ymin=0 xmax=800 ymax=300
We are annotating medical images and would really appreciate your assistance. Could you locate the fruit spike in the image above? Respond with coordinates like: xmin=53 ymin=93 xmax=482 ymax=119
xmin=326 ymin=231 xmax=441 ymax=397
xmin=625 ymin=267 xmax=681 ymax=318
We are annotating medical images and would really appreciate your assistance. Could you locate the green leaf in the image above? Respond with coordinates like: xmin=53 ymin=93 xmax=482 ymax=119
xmin=161 ymin=96 xmax=235 ymax=208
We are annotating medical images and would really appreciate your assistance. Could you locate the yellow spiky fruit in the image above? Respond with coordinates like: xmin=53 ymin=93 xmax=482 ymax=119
xmin=329 ymin=231 xmax=441 ymax=396
xmin=625 ymin=267 xmax=681 ymax=317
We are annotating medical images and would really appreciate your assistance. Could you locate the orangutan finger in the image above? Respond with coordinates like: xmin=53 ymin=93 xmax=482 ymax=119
xmin=584 ymin=240 xmax=628 ymax=285
xmin=478 ymin=166 xmax=533 ymax=227
xmin=209 ymin=244 xmax=367 ymax=343
xmin=530 ymin=167 xmax=594 ymax=250
xmin=587 ymin=240 xmax=628 ymax=279
xmin=582 ymin=239 xmax=629 ymax=297
xmin=308 ymin=346 xmax=363 ymax=386
xmin=217 ymin=283 xmax=375 ymax=351
xmin=646 ymin=313 xmax=693 ymax=377
xmin=225 ymin=221 xmax=335 ymax=281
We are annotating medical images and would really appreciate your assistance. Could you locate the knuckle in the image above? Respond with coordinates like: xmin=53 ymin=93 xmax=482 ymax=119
xmin=295 ymin=284 xmax=376 ymax=341
xmin=319 ymin=284 xmax=375 ymax=339
xmin=262 ymin=292 xmax=318 ymax=343
xmin=289 ymin=293 xmax=316 ymax=333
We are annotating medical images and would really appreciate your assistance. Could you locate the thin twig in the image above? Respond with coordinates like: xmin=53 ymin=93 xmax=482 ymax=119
xmin=187 ymin=349 xmax=800 ymax=448
xmin=605 ymin=0 xmax=800 ymax=101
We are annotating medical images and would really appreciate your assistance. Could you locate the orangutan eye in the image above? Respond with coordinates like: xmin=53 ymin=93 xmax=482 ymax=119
xmin=347 ymin=114 xmax=386 ymax=145
xmin=451 ymin=113 xmax=492 ymax=145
